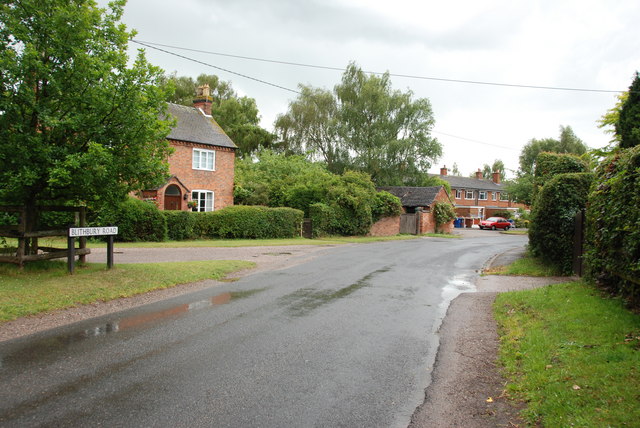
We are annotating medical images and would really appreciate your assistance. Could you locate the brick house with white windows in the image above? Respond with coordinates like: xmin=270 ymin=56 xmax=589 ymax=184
xmin=435 ymin=166 xmax=528 ymax=226
xmin=139 ymin=85 xmax=237 ymax=212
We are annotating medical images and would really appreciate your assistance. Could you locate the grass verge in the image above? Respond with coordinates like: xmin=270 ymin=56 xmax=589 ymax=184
xmin=422 ymin=233 xmax=461 ymax=239
xmin=485 ymin=254 xmax=562 ymax=277
xmin=0 ymin=260 xmax=255 ymax=323
xmin=495 ymin=281 xmax=640 ymax=427
xmin=2 ymin=234 xmax=419 ymax=249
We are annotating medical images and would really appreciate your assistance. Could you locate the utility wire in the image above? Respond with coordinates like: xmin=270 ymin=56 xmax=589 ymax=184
xmin=133 ymin=40 xmax=301 ymax=95
xmin=133 ymin=39 xmax=625 ymax=94
xmin=432 ymin=130 xmax=518 ymax=150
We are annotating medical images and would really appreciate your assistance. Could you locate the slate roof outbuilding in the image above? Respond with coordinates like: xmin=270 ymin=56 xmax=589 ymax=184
xmin=165 ymin=103 xmax=237 ymax=149
xmin=378 ymin=186 xmax=444 ymax=207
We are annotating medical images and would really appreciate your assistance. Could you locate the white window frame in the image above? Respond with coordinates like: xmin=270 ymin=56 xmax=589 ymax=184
xmin=191 ymin=190 xmax=214 ymax=212
xmin=455 ymin=189 xmax=462 ymax=199
xmin=499 ymin=192 xmax=509 ymax=201
xmin=192 ymin=148 xmax=216 ymax=171
xmin=492 ymin=192 xmax=497 ymax=201
xmin=465 ymin=190 xmax=474 ymax=200
xmin=478 ymin=191 xmax=487 ymax=200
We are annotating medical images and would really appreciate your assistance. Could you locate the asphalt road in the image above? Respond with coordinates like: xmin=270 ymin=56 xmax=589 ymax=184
xmin=0 ymin=233 xmax=526 ymax=427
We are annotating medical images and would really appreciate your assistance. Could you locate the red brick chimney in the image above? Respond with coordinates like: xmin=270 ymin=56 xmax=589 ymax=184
xmin=440 ymin=165 xmax=448 ymax=176
xmin=475 ymin=169 xmax=483 ymax=179
xmin=193 ymin=84 xmax=213 ymax=116
xmin=492 ymin=171 xmax=501 ymax=184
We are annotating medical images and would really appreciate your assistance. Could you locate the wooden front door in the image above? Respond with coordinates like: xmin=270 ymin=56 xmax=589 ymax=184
xmin=164 ymin=185 xmax=182 ymax=210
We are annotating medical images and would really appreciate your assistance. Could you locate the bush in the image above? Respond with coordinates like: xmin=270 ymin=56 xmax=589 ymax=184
xmin=529 ymin=172 xmax=593 ymax=274
xmin=433 ymin=201 xmax=456 ymax=232
xmin=492 ymin=210 xmax=512 ymax=219
xmin=308 ymin=203 xmax=336 ymax=238
xmin=164 ymin=211 xmax=196 ymax=241
xmin=515 ymin=218 xmax=530 ymax=229
xmin=533 ymin=152 xmax=589 ymax=203
xmin=212 ymin=206 xmax=303 ymax=239
xmin=96 ymin=197 xmax=167 ymax=242
xmin=585 ymin=146 xmax=640 ymax=307
xmin=371 ymin=191 xmax=402 ymax=222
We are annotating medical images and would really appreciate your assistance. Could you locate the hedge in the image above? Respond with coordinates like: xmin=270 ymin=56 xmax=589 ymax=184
xmin=585 ymin=146 xmax=640 ymax=307
xmin=529 ymin=172 xmax=594 ymax=275
xmin=165 ymin=206 xmax=304 ymax=240
xmin=96 ymin=197 xmax=168 ymax=242
xmin=308 ymin=203 xmax=336 ymax=238
xmin=533 ymin=152 xmax=588 ymax=202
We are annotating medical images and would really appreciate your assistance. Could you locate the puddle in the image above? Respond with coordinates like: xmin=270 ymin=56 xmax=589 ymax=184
xmin=280 ymin=266 xmax=391 ymax=317
xmin=0 ymin=288 xmax=265 ymax=369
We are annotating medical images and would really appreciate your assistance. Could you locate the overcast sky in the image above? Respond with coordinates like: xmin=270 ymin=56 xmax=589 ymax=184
xmin=114 ymin=0 xmax=639 ymax=177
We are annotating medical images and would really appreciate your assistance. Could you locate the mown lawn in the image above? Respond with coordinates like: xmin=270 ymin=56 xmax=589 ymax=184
xmin=495 ymin=281 xmax=640 ymax=426
xmin=0 ymin=260 xmax=254 ymax=322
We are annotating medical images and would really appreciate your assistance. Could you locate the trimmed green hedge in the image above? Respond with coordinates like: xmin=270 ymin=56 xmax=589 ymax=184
xmin=533 ymin=152 xmax=588 ymax=202
xmin=529 ymin=172 xmax=594 ymax=275
xmin=96 ymin=197 xmax=168 ymax=242
xmin=165 ymin=206 xmax=304 ymax=240
xmin=585 ymin=146 xmax=640 ymax=307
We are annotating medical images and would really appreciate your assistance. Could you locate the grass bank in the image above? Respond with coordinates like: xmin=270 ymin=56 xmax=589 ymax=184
xmin=485 ymin=254 xmax=562 ymax=277
xmin=495 ymin=281 xmax=640 ymax=426
xmin=2 ymin=234 xmax=419 ymax=249
xmin=0 ymin=260 xmax=254 ymax=323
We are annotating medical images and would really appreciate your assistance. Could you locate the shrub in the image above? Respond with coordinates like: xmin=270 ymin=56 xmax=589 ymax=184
xmin=189 ymin=206 xmax=303 ymax=239
xmin=164 ymin=211 xmax=196 ymax=241
xmin=433 ymin=201 xmax=456 ymax=232
xmin=585 ymin=146 xmax=640 ymax=307
xmin=371 ymin=191 xmax=402 ymax=222
xmin=308 ymin=203 xmax=336 ymax=238
xmin=533 ymin=152 xmax=589 ymax=203
xmin=492 ymin=210 xmax=512 ymax=219
xmin=528 ymin=172 xmax=593 ymax=274
xmin=96 ymin=197 xmax=167 ymax=242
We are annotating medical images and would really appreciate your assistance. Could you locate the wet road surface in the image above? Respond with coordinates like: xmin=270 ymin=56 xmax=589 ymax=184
xmin=0 ymin=233 xmax=526 ymax=427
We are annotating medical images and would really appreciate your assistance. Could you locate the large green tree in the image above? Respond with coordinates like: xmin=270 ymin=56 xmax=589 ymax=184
xmin=275 ymin=63 xmax=441 ymax=185
xmin=0 ymin=0 xmax=173 ymax=219
xmin=616 ymin=71 xmax=640 ymax=149
xmin=165 ymin=73 xmax=275 ymax=158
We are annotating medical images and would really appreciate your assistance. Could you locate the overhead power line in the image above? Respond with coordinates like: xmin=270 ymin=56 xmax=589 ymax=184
xmin=133 ymin=39 xmax=625 ymax=94
xmin=432 ymin=131 xmax=518 ymax=150
xmin=132 ymin=40 xmax=301 ymax=95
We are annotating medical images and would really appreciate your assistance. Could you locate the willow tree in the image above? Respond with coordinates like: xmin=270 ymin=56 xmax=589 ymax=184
xmin=0 ymin=0 xmax=173 ymax=229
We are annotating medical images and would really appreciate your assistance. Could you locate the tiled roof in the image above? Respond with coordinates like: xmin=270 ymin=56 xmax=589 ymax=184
xmin=378 ymin=186 xmax=443 ymax=207
xmin=431 ymin=174 xmax=504 ymax=191
xmin=164 ymin=103 xmax=237 ymax=149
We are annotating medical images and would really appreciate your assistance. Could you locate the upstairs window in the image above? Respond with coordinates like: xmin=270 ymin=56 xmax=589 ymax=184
xmin=465 ymin=190 xmax=474 ymax=200
xmin=478 ymin=191 xmax=487 ymax=200
xmin=492 ymin=192 xmax=497 ymax=201
xmin=499 ymin=192 xmax=509 ymax=201
xmin=193 ymin=148 xmax=215 ymax=171
xmin=455 ymin=189 xmax=462 ymax=199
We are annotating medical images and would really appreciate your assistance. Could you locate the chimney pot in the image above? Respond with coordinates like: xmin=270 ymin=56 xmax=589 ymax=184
xmin=440 ymin=166 xmax=448 ymax=176
xmin=492 ymin=171 xmax=501 ymax=184
xmin=475 ymin=169 xmax=483 ymax=179
xmin=193 ymin=84 xmax=213 ymax=116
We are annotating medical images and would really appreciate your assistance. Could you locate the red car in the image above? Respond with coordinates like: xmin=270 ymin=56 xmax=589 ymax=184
xmin=480 ymin=217 xmax=511 ymax=230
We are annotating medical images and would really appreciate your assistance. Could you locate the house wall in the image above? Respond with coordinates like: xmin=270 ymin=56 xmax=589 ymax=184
xmin=369 ymin=215 xmax=400 ymax=237
xmin=165 ymin=140 xmax=235 ymax=210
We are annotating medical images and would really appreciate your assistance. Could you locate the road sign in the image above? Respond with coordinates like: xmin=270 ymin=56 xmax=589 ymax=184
xmin=69 ymin=226 xmax=118 ymax=237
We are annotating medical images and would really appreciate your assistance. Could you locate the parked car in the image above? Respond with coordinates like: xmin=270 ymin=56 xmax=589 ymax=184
xmin=480 ymin=217 xmax=511 ymax=230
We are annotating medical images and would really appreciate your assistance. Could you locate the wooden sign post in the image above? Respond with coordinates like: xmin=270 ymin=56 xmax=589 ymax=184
xmin=68 ymin=227 xmax=118 ymax=274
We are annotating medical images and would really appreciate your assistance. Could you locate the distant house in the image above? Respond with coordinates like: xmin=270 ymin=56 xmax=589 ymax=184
xmin=139 ymin=85 xmax=237 ymax=212
xmin=375 ymin=186 xmax=454 ymax=235
xmin=434 ymin=166 xmax=528 ymax=226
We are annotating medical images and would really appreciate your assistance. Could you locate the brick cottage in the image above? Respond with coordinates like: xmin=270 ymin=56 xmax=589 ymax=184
xmin=139 ymin=85 xmax=237 ymax=212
